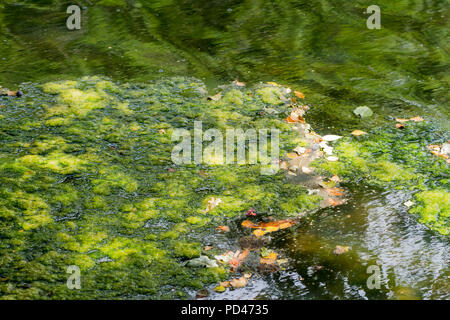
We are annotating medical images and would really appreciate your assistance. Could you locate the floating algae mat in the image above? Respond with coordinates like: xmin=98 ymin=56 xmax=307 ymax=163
xmin=0 ymin=77 xmax=325 ymax=299
xmin=0 ymin=77 xmax=448 ymax=299
xmin=312 ymin=122 xmax=450 ymax=235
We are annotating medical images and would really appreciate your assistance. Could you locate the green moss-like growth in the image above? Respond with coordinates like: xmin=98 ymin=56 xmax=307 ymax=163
xmin=312 ymin=121 xmax=449 ymax=235
xmin=0 ymin=77 xmax=322 ymax=299
xmin=410 ymin=190 xmax=450 ymax=235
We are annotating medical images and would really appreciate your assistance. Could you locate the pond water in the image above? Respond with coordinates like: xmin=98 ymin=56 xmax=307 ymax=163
xmin=0 ymin=0 xmax=448 ymax=299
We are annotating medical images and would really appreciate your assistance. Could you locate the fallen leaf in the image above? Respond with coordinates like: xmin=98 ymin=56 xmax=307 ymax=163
xmin=277 ymin=258 xmax=289 ymax=265
xmin=301 ymin=166 xmax=314 ymax=174
xmin=410 ymin=116 xmax=424 ymax=122
xmin=260 ymin=252 xmax=278 ymax=264
xmin=353 ymin=106 xmax=373 ymax=118
xmin=404 ymin=200 xmax=415 ymax=207
xmin=233 ymin=80 xmax=245 ymax=87
xmin=241 ymin=220 xmax=256 ymax=228
xmin=230 ymin=277 xmax=248 ymax=288
xmin=333 ymin=245 xmax=350 ymax=255
xmin=285 ymin=108 xmax=306 ymax=123
xmin=203 ymin=246 xmax=213 ymax=251
xmin=395 ymin=118 xmax=409 ymax=123
xmin=205 ymin=197 xmax=222 ymax=212
xmin=351 ymin=130 xmax=367 ymax=136
xmin=216 ymin=225 xmax=230 ymax=233
xmin=252 ymin=229 xmax=266 ymax=237
xmin=196 ymin=289 xmax=209 ymax=298
xmin=267 ymin=82 xmax=279 ymax=86
xmin=214 ymin=285 xmax=226 ymax=292
xmin=396 ymin=123 xmax=406 ymax=129
xmin=214 ymin=251 xmax=235 ymax=263
xmin=294 ymin=91 xmax=305 ymax=99
xmin=279 ymin=160 xmax=289 ymax=170
xmin=322 ymin=135 xmax=342 ymax=142
xmin=325 ymin=187 xmax=344 ymax=197
xmin=330 ymin=175 xmax=342 ymax=183
xmin=328 ymin=198 xmax=345 ymax=206
xmin=220 ymin=281 xmax=231 ymax=288
xmin=243 ymin=273 xmax=252 ymax=279
xmin=287 ymin=152 xmax=300 ymax=159
xmin=158 ymin=129 xmax=166 ymax=134
xmin=229 ymin=249 xmax=249 ymax=272
xmin=207 ymin=92 xmax=222 ymax=101
xmin=293 ymin=146 xmax=307 ymax=155
xmin=183 ymin=255 xmax=219 ymax=268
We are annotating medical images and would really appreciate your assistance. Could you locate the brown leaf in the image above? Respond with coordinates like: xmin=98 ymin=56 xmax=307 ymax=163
xmin=233 ymin=80 xmax=245 ymax=87
xmin=396 ymin=123 xmax=406 ymax=129
xmin=230 ymin=277 xmax=248 ymax=288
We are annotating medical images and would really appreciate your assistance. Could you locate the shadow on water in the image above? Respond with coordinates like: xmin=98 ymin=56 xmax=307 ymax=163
xmin=207 ymin=185 xmax=449 ymax=300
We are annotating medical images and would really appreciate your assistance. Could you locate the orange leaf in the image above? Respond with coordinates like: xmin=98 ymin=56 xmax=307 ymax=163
xmin=241 ymin=220 xmax=256 ymax=228
xmin=328 ymin=198 xmax=345 ymax=206
xmin=326 ymin=187 xmax=344 ymax=197
xmin=216 ymin=225 xmax=230 ymax=233
xmin=396 ymin=123 xmax=406 ymax=129
xmin=230 ymin=277 xmax=248 ymax=288
xmin=410 ymin=116 xmax=424 ymax=122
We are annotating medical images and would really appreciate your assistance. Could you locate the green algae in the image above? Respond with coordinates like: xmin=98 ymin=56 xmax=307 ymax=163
xmin=312 ymin=121 xmax=449 ymax=235
xmin=0 ymin=77 xmax=322 ymax=299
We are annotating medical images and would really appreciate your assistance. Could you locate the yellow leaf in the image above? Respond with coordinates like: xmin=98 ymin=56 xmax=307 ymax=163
xmin=216 ymin=225 xmax=230 ymax=232
xmin=214 ymin=285 xmax=226 ymax=292
xmin=253 ymin=229 xmax=266 ymax=237
xmin=351 ymin=130 xmax=367 ymax=136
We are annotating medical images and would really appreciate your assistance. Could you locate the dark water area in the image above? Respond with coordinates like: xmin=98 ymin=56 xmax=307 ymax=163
xmin=0 ymin=0 xmax=449 ymax=130
xmin=0 ymin=0 xmax=448 ymax=299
